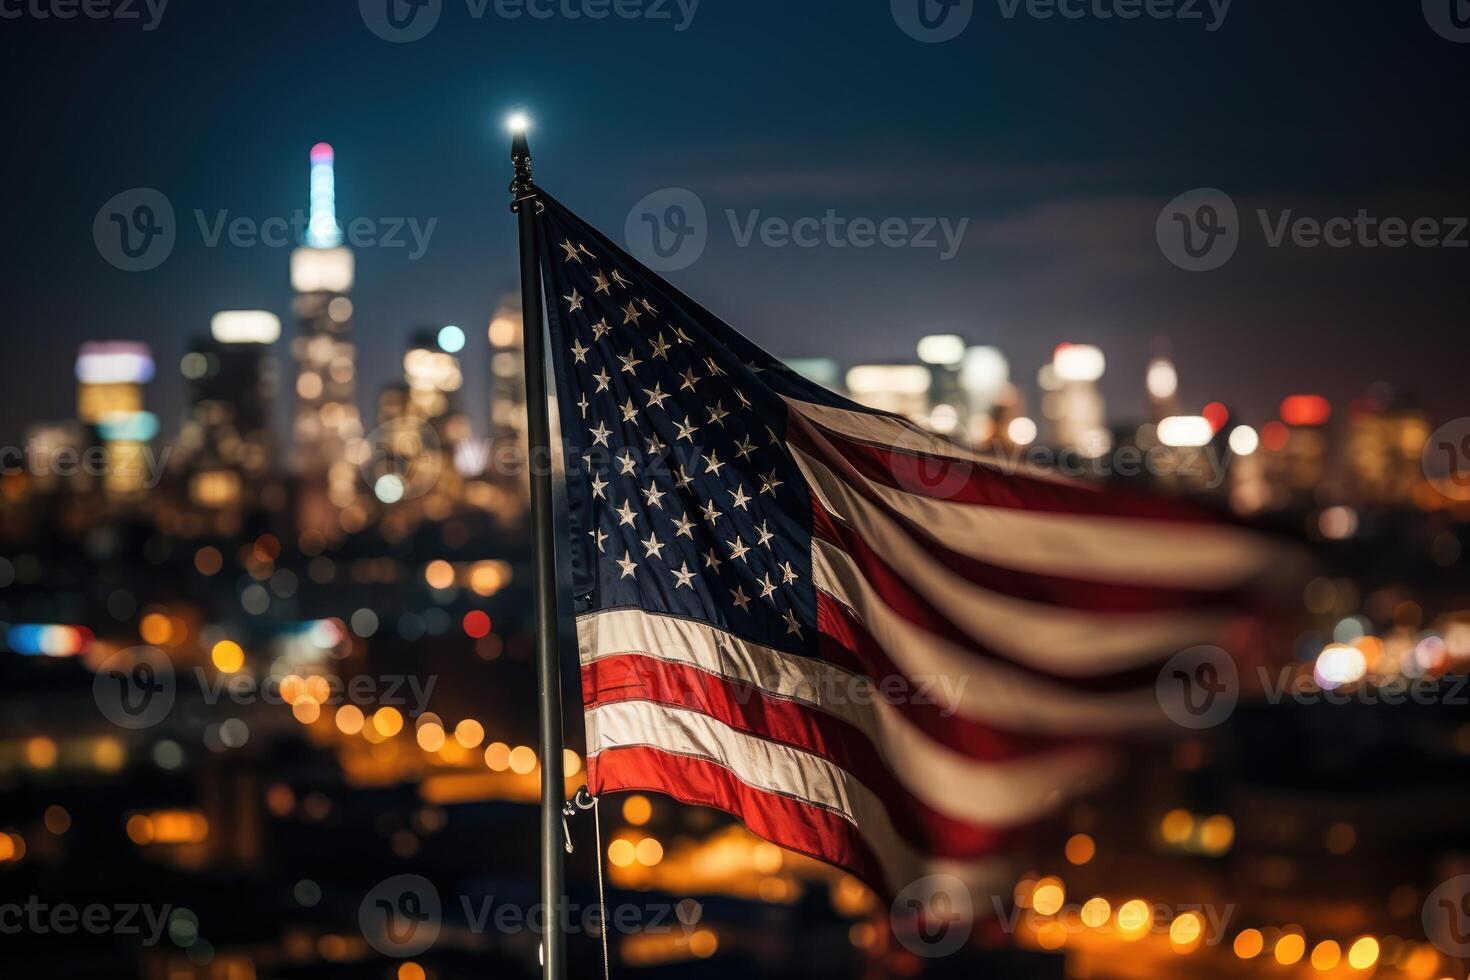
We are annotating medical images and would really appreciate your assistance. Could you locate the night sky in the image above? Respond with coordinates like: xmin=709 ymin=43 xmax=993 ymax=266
xmin=0 ymin=0 xmax=1466 ymax=447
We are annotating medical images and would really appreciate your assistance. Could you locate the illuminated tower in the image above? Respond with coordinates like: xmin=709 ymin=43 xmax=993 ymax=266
xmin=289 ymin=142 xmax=361 ymax=535
xmin=75 ymin=341 xmax=157 ymax=499
xmin=178 ymin=311 xmax=281 ymax=530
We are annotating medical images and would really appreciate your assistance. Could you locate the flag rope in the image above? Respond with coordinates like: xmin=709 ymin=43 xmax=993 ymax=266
xmin=561 ymin=786 xmax=610 ymax=980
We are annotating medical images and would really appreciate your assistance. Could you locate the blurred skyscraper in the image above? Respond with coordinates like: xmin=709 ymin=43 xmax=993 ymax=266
xmin=74 ymin=341 xmax=156 ymax=499
xmin=288 ymin=143 xmax=361 ymax=536
xmin=175 ymin=310 xmax=282 ymax=534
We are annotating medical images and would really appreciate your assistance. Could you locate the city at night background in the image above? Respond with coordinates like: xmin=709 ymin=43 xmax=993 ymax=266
xmin=2 ymin=1 xmax=1470 ymax=978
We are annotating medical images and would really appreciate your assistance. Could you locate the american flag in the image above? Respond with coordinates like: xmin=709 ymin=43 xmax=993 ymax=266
xmin=534 ymin=192 xmax=1277 ymax=900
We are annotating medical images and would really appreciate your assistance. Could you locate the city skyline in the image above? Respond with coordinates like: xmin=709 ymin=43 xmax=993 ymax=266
xmin=1 ymin=2 xmax=1467 ymax=448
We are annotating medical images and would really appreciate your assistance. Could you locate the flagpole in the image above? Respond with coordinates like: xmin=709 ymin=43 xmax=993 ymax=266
xmin=510 ymin=120 xmax=568 ymax=980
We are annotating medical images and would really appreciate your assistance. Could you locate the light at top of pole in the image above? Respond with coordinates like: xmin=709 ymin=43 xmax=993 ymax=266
xmin=506 ymin=112 xmax=531 ymax=135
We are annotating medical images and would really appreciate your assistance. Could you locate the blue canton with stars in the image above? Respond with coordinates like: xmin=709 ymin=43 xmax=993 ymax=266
xmin=537 ymin=193 xmax=819 ymax=655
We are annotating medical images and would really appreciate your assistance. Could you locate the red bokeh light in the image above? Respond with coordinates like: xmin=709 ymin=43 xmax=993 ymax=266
xmin=1202 ymin=402 xmax=1229 ymax=432
xmin=1261 ymin=420 xmax=1290 ymax=451
xmin=462 ymin=610 xmax=492 ymax=639
xmin=1280 ymin=394 xmax=1331 ymax=427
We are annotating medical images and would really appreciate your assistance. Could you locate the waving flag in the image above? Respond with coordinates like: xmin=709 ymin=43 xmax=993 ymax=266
xmin=534 ymin=191 xmax=1277 ymax=899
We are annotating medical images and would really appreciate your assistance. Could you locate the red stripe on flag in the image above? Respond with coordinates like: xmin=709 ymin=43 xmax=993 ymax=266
xmin=810 ymin=503 xmax=1167 ymax=692
xmin=588 ymin=744 xmax=898 ymax=897
xmin=583 ymin=654 xmax=1015 ymax=858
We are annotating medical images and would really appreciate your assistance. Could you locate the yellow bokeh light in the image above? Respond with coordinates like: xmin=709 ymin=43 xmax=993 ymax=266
xmin=397 ymin=962 xmax=426 ymax=980
xmin=1160 ymin=808 xmax=1193 ymax=844
xmin=454 ymin=719 xmax=485 ymax=749
xmin=634 ymin=837 xmax=664 ymax=866
xmin=279 ymin=674 xmax=304 ymax=705
xmin=1116 ymin=899 xmax=1152 ymax=938
xmin=1080 ymin=898 xmax=1111 ymax=928
xmin=1275 ymin=933 xmax=1306 ymax=966
xmin=1234 ymin=929 xmax=1264 ymax=959
xmin=1312 ymin=940 xmax=1341 ymax=971
xmin=622 ymin=794 xmax=652 ymax=826
xmin=1347 ymin=936 xmax=1379 ymax=970
xmin=210 ymin=640 xmax=245 ymax=673
xmin=25 ymin=736 xmax=59 ymax=769
xmin=509 ymin=745 xmax=537 ymax=775
xmin=1065 ymin=833 xmax=1095 ymax=865
xmin=416 ymin=724 xmax=446 ymax=753
xmin=484 ymin=742 xmax=510 ymax=771
xmin=1036 ymin=920 xmax=1068 ymax=950
xmin=1170 ymin=912 xmax=1203 ymax=948
xmin=293 ymin=697 xmax=321 ymax=725
xmin=1199 ymin=814 xmax=1234 ymax=854
xmin=689 ymin=928 xmax=718 ymax=958
xmin=335 ymin=704 xmax=365 ymax=735
xmin=139 ymin=612 xmax=174 ymax=646
xmin=1031 ymin=881 xmax=1065 ymax=916
xmin=608 ymin=839 xmax=636 ymax=868
xmin=373 ymin=707 xmax=404 ymax=737
xmin=424 ymin=560 xmax=456 ymax=590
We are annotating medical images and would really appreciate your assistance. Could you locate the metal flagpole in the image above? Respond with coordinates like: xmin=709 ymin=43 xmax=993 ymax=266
xmin=509 ymin=120 xmax=568 ymax=980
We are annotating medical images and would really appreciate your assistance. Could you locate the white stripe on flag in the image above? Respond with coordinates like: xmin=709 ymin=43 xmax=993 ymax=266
xmin=792 ymin=441 xmax=1274 ymax=590
xmin=578 ymin=609 xmax=1116 ymax=825
xmin=585 ymin=699 xmax=923 ymax=890
xmin=810 ymin=543 xmax=1165 ymax=734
